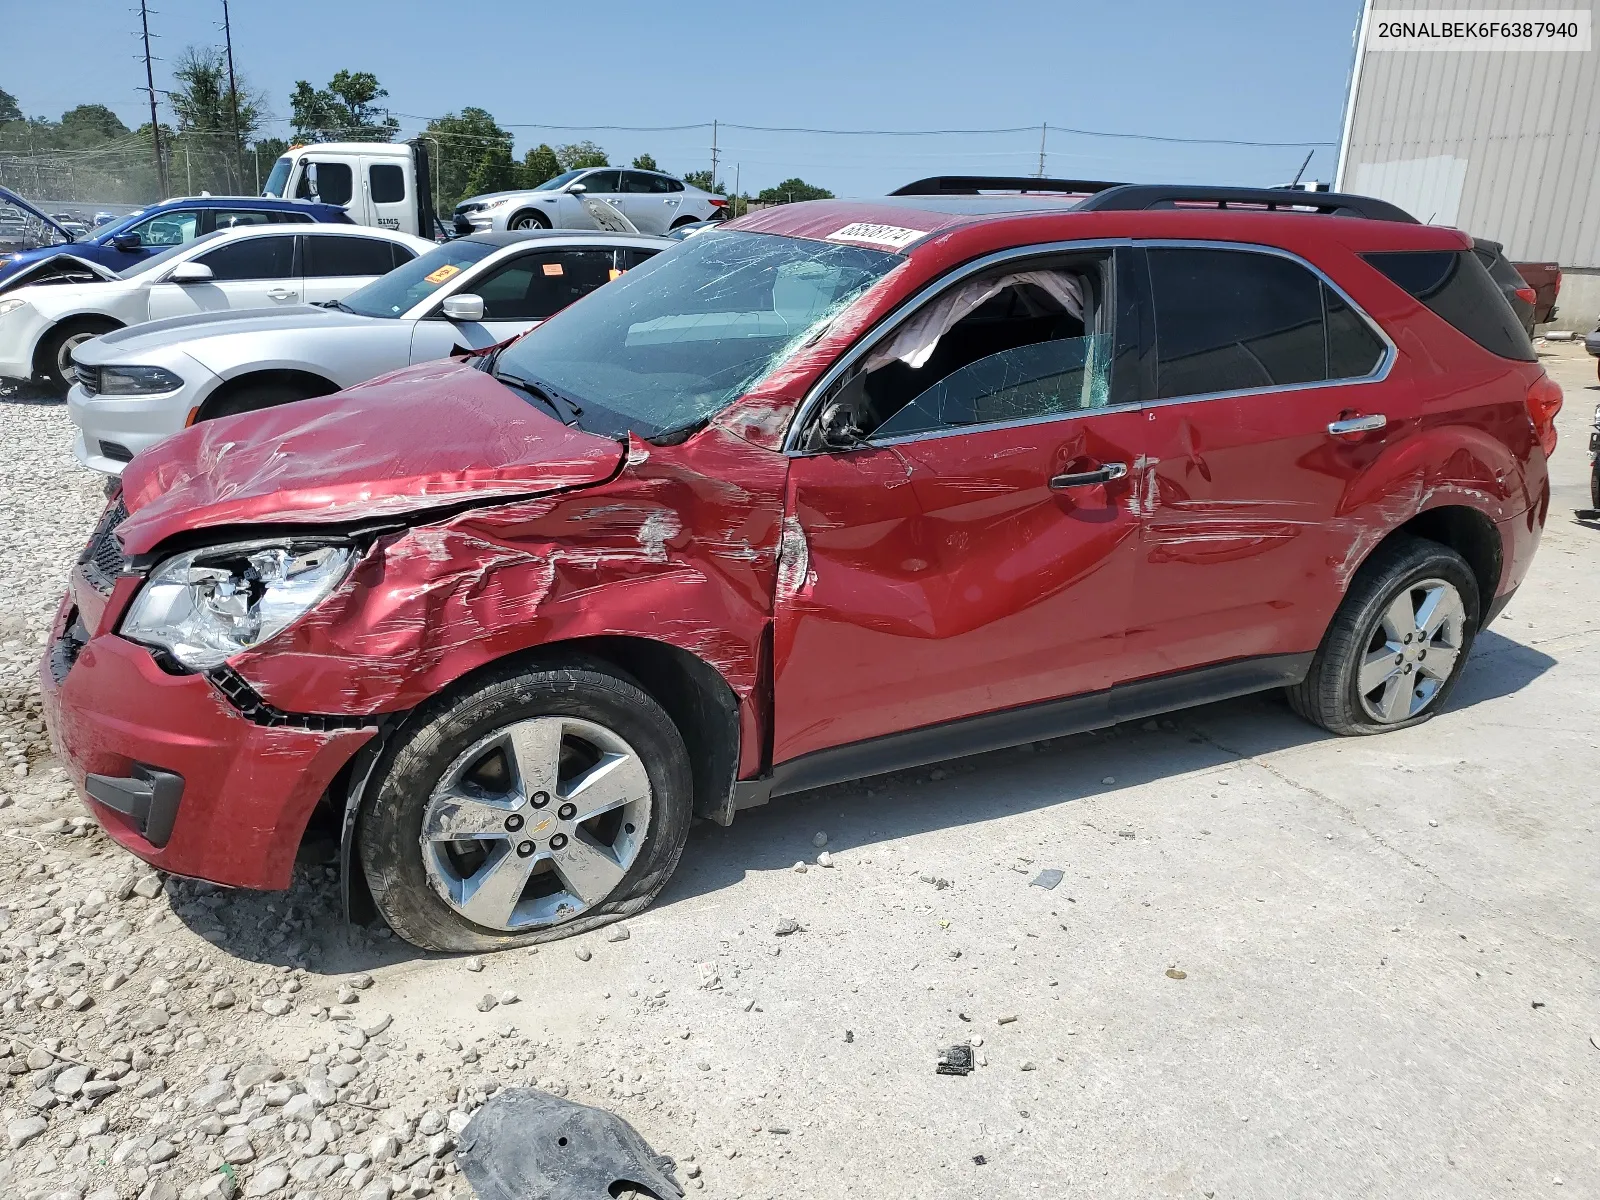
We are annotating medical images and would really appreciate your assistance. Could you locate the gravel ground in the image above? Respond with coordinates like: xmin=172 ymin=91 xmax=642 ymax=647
xmin=2 ymin=345 xmax=1598 ymax=1200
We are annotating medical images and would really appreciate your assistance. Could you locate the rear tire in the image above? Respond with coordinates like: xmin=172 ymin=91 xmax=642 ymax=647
xmin=1591 ymin=460 xmax=1600 ymax=510
xmin=200 ymin=380 xmax=319 ymax=421
xmin=36 ymin=318 xmax=119 ymax=395
xmin=357 ymin=659 xmax=693 ymax=953
xmin=1287 ymin=535 xmax=1480 ymax=736
xmin=509 ymin=211 xmax=550 ymax=231
xmin=670 ymin=214 xmax=702 ymax=229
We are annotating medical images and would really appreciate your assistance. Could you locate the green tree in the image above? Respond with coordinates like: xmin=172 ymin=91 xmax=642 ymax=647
xmin=168 ymin=47 xmax=264 ymax=193
xmin=0 ymin=87 xmax=21 ymax=124
xmin=631 ymin=152 xmax=658 ymax=171
xmin=682 ymin=169 xmax=719 ymax=193
xmin=58 ymin=105 xmax=130 ymax=147
xmin=425 ymin=107 xmax=514 ymax=211
xmin=521 ymin=143 xmax=560 ymax=187
xmin=290 ymin=70 xmax=398 ymax=143
xmin=757 ymin=177 xmax=833 ymax=204
xmin=555 ymin=141 xmax=608 ymax=170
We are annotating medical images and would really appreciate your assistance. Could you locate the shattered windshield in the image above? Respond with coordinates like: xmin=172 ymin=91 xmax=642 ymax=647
xmin=337 ymin=239 xmax=499 ymax=318
xmin=494 ymin=230 xmax=902 ymax=440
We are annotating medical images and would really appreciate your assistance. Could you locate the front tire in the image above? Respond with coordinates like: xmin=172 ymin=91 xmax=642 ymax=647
xmin=357 ymin=660 xmax=693 ymax=953
xmin=509 ymin=210 xmax=550 ymax=231
xmin=37 ymin=318 xmax=119 ymax=394
xmin=1288 ymin=535 xmax=1480 ymax=736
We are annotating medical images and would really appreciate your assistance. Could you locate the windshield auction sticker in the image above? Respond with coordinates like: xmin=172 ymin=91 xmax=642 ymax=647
xmin=424 ymin=264 xmax=463 ymax=285
xmin=826 ymin=223 xmax=925 ymax=250
xmin=1367 ymin=10 xmax=1590 ymax=51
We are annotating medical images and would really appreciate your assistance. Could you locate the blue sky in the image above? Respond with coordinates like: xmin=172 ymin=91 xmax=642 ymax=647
xmin=7 ymin=0 xmax=1366 ymax=196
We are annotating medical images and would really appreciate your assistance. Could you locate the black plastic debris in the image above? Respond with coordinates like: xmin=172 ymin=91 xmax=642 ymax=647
xmin=1030 ymin=868 xmax=1063 ymax=890
xmin=457 ymin=1088 xmax=684 ymax=1200
xmin=936 ymin=1044 xmax=975 ymax=1076
xmin=973 ymin=1154 xmax=988 ymax=1166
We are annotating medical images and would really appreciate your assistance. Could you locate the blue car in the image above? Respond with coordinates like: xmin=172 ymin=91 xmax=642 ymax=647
xmin=0 ymin=189 xmax=354 ymax=293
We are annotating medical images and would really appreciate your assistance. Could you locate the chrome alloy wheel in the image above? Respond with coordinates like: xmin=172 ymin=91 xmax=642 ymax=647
xmin=419 ymin=716 xmax=652 ymax=931
xmin=1357 ymin=577 xmax=1467 ymax=724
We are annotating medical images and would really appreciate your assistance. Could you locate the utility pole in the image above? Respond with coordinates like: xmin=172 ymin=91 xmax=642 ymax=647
xmin=220 ymin=0 xmax=243 ymax=190
xmin=733 ymin=162 xmax=740 ymax=213
xmin=138 ymin=0 xmax=169 ymax=198
xmin=710 ymin=119 xmax=719 ymax=188
xmin=1036 ymin=123 xmax=1047 ymax=179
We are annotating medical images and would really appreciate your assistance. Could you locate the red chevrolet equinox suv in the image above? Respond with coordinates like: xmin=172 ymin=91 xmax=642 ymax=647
xmin=42 ymin=179 xmax=1559 ymax=952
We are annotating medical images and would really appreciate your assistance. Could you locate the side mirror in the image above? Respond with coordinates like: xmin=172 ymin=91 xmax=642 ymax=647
xmin=112 ymin=233 xmax=142 ymax=252
xmin=168 ymin=262 xmax=214 ymax=284
xmin=566 ymin=182 xmax=587 ymax=194
xmin=442 ymin=293 xmax=485 ymax=322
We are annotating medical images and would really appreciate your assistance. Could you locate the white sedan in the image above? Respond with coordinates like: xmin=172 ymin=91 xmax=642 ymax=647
xmin=0 ymin=224 xmax=432 ymax=393
xmin=67 ymin=229 xmax=672 ymax=474
xmin=454 ymin=168 xmax=727 ymax=236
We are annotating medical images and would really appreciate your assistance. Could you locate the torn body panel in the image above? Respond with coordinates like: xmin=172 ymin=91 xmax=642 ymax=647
xmin=227 ymin=424 xmax=786 ymax=780
xmin=0 ymin=253 xmax=119 ymax=293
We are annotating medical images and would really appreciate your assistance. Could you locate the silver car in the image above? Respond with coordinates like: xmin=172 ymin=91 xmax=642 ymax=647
xmin=67 ymin=229 xmax=673 ymax=474
xmin=454 ymin=168 xmax=726 ymax=236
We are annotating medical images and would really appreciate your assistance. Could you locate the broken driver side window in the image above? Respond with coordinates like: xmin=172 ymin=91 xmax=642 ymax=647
xmin=843 ymin=255 xmax=1113 ymax=441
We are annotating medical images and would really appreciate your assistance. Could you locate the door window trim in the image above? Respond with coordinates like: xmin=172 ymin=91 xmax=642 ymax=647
xmin=1137 ymin=239 xmax=1396 ymax=411
xmin=784 ymin=238 xmax=1397 ymax=453
xmin=785 ymin=238 xmax=1137 ymax=454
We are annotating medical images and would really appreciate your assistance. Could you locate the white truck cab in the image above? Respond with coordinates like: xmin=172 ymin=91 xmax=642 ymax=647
xmin=262 ymin=140 xmax=442 ymax=238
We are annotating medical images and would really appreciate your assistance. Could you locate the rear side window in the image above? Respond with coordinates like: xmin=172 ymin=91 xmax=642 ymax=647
xmin=1363 ymin=250 xmax=1535 ymax=362
xmin=195 ymin=234 xmax=295 ymax=281
xmin=369 ymin=164 xmax=406 ymax=204
xmin=1148 ymin=248 xmax=1383 ymax=399
xmin=305 ymin=235 xmax=399 ymax=278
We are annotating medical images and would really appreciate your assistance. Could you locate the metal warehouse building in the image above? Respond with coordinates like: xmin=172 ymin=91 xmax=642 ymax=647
xmin=1335 ymin=0 xmax=1600 ymax=330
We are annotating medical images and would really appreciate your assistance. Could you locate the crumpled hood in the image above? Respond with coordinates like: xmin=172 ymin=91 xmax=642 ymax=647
xmin=116 ymin=358 xmax=626 ymax=555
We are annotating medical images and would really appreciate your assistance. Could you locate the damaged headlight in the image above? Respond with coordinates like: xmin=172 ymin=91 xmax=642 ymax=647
xmin=121 ymin=540 xmax=356 ymax=670
xmin=0 ymin=297 xmax=27 ymax=318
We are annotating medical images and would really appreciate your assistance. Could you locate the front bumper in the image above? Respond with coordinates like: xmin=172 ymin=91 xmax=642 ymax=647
xmin=40 ymin=581 xmax=374 ymax=891
xmin=67 ymin=375 xmax=210 ymax=475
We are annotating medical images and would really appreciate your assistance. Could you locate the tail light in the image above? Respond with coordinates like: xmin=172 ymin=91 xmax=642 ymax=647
xmin=709 ymin=197 xmax=728 ymax=208
xmin=1514 ymin=285 xmax=1537 ymax=305
xmin=1526 ymin=373 xmax=1563 ymax=456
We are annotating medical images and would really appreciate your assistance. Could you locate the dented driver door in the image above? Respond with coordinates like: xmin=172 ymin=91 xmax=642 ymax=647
xmin=771 ymin=254 xmax=1148 ymax=766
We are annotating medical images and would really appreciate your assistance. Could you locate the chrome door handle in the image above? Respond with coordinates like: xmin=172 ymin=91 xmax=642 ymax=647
xmin=1327 ymin=414 xmax=1386 ymax=436
xmin=268 ymin=288 xmax=296 ymax=300
xmin=1050 ymin=462 xmax=1128 ymax=490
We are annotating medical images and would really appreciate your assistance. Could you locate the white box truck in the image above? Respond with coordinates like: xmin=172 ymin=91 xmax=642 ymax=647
xmin=261 ymin=140 xmax=445 ymax=239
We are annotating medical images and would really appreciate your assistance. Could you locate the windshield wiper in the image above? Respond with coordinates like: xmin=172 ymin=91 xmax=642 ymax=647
xmin=314 ymin=299 xmax=355 ymax=312
xmin=493 ymin=369 xmax=585 ymax=426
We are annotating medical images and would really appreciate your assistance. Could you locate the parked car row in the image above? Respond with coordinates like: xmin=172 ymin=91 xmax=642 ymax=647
xmin=35 ymin=178 xmax=1559 ymax=956
xmin=67 ymin=229 xmax=670 ymax=471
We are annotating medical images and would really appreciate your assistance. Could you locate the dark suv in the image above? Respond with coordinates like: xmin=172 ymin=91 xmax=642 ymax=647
xmin=42 ymin=181 xmax=1559 ymax=952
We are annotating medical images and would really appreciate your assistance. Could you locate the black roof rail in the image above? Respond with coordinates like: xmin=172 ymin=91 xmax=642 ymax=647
xmin=1077 ymin=184 xmax=1417 ymax=224
xmin=890 ymin=175 xmax=1125 ymax=196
